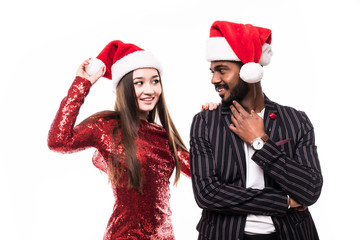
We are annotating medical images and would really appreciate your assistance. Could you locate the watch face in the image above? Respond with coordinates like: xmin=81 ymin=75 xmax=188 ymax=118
xmin=252 ymin=138 xmax=264 ymax=150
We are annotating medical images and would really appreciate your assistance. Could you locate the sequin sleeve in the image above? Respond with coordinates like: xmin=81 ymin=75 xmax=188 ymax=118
xmin=48 ymin=76 xmax=102 ymax=153
xmin=178 ymin=148 xmax=191 ymax=178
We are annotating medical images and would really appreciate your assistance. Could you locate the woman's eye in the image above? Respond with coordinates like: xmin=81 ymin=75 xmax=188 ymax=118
xmin=153 ymin=79 xmax=160 ymax=84
xmin=134 ymin=81 xmax=143 ymax=86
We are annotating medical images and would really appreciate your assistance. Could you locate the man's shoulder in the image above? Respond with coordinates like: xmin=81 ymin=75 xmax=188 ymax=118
xmin=191 ymin=107 xmax=224 ymax=130
xmin=272 ymin=100 xmax=300 ymax=112
xmin=192 ymin=106 xmax=223 ymax=121
xmin=269 ymin=99 xmax=311 ymax=126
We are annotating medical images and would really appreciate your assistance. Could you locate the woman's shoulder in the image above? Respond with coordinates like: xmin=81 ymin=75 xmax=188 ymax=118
xmin=81 ymin=110 xmax=119 ymax=126
xmin=91 ymin=110 xmax=118 ymax=119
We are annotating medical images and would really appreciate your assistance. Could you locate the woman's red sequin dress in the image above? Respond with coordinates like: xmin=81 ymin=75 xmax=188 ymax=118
xmin=48 ymin=77 xmax=190 ymax=240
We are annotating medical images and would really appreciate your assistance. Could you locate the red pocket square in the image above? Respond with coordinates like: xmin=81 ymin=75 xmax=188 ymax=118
xmin=275 ymin=138 xmax=292 ymax=146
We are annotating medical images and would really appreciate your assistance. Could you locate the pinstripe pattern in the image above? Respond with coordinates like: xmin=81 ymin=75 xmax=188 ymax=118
xmin=190 ymin=97 xmax=322 ymax=240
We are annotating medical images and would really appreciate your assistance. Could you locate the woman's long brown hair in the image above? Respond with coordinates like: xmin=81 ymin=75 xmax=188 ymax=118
xmin=108 ymin=70 xmax=188 ymax=192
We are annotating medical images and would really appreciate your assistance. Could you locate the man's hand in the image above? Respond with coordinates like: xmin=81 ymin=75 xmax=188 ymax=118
xmin=289 ymin=197 xmax=308 ymax=212
xmin=229 ymin=101 xmax=266 ymax=144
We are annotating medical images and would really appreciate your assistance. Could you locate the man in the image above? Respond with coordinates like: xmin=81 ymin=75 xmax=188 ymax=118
xmin=189 ymin=21 xmax=323 ymax=240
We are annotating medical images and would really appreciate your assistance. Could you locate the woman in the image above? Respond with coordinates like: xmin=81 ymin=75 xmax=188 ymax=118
xmin=48 ymin=40 xmax=211 ymax=239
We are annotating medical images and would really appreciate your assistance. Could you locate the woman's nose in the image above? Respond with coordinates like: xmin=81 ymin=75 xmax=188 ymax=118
xmin=143 ymin=83 xmax=154 ymax=94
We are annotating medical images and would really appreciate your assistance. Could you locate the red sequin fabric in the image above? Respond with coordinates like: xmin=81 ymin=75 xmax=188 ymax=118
xmin=48 ymin=76 xmax=190 ymax=240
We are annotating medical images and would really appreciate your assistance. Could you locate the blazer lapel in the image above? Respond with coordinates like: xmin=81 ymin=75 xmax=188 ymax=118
xmin=264 ymin=96 xmax=280 ymax=141
xmin=263 ymin=96 xmax=282 ymax=186
xmin=220 ymin=107 xmax=247 ymax=186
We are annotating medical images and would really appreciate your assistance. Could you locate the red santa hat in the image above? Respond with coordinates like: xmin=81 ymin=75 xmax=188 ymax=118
xmin=85 ymin=40 xmax=162 ymax=92
xmin=206 ymin=21 xmax=273 ymax=83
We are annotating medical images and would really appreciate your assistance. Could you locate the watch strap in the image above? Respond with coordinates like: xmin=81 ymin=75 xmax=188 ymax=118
xmin=261 ymin=134 xmax=269 ymax=143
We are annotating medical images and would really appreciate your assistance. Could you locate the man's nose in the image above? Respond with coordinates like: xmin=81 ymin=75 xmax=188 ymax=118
xmin=211 ymin=72 xmax=221 ymax=85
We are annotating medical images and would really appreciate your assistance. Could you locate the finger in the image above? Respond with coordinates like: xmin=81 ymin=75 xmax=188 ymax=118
xmin=229 ymin=123 xmax=236 ymax=132
xmin=249 ymin=110 xmax=253 ymax=118
xmin=230 ymin=105 xmax=242 ymax=120
xmin=84 ymin=58 xmax=91 ymax=65
xmin=95 ymin=66 xmax=105 ymax=78
xmin=290 ymin=198 xmax=301 ymax=208
xmin=90 ymin=66 xmax=105 ymax=84
xmin=209 ymin=103 xmax=214 ymax=110
xmin=77 ymin=59 xmax=90 ymax=74
xmin=295 ymin=206 xmax=307 ymax=212
xmin=229 ymin=123 xmax=244 ymax=141
xmin=205 ymin=103 xmax=209 ymax=110
xmin=230 ymin=115 xmax=240 ymax=128
xmin=298 ymin=206 xmax=306 ymax=211
xmin=250 ymin=110 xmax=257 ymax=118
xmin=81 ymin=58 xmax=91 ymax=68
xmin=232 ymin=101 xmax=248 ymax=116
xmin=209 ymin=102 xmax=220 ymax=110
xmin=86 ymin=66 xmax=102 ymax=85
xmin=251 ymin=110 xmax=263 ymax=120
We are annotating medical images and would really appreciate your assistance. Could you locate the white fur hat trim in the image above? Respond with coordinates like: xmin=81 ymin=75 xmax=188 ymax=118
xmin=111 ymin=51 xmax=162 ymax=92
xmin=259 ymin=43 xmax=272 ymax=66
xmin=206 ymin=37 xmax=240 ymax=62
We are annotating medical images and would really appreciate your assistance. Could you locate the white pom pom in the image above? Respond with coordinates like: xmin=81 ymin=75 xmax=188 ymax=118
xmin=240 ymin=62 xmax=263 ymax=83
xmin=259 ymin=43 xmax=272 ymax=66
xmin=85 ymin=58 xmax=106 ymax=76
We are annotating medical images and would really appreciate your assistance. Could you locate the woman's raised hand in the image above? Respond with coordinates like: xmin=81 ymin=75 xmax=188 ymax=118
xmin=201 ymin=102 xmax=220 ymax=111
xmin=76 ymin=58 xmax=105 ymax=85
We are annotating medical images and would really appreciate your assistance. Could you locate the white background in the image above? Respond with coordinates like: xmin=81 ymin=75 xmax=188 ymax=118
xmin=1 ymin=0 xmax=359 ymax=239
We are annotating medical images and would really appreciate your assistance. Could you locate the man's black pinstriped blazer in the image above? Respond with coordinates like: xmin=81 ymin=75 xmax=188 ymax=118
xmin=190 ymin=96 xmax=323 ymax=240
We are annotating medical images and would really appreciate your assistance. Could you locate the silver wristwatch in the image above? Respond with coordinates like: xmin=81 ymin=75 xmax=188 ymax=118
xmin=251 ymin=135 xmax=269 ymax=150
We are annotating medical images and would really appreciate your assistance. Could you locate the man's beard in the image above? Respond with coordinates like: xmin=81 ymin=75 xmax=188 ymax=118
xmin=220 ymin=78 xmax=250 ymax=108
